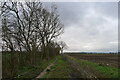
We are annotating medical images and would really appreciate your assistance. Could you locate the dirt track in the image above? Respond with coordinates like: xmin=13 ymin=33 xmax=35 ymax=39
xmin=36 ymin=63 xmax=54 ymax=78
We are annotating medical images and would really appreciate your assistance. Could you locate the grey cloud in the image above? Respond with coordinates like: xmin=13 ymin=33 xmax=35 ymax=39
xmin=44 ymin=2 xmax=118 ymax=52
xmin=54 ymin=2 xmax=90 ymax=26
xmin=55 ymin=2 xmax=118 ymax=27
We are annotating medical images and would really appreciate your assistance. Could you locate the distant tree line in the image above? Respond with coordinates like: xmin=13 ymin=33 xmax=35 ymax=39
xmin=1 ymin=1 xmax=67 ymax=78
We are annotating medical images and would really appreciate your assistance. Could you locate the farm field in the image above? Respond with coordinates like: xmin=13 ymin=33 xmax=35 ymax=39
xmin=42 ymin=54 xmax=119 ymax=78
xmin=67 ymin=53 xmax=119 ymax=68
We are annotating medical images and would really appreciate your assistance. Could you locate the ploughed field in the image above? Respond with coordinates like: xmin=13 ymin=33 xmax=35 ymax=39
xmin=67 ymin=53 xmax=119 ymax=68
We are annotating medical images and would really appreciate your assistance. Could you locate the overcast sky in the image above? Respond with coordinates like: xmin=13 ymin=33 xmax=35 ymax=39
xmin=1 ymin=2 xmax=118 ymax=52
xmin=45 ymin=2 xmax=118 ymax=52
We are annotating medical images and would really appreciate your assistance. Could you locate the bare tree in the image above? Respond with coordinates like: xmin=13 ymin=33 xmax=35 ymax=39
xmin=34 ymin=4 xmax=64 ymax=59
xmin=1 ymin=2 xmax=42 ymax=52
xmin=58 ymin=41 xmax=68 ymax=54
xmin=1 ymin=2 xmax=64 ymax=58
xmin=2 ymin=16 xmax=15 ymax=52
xmin=1 ymin=1 xmax=65 ymax=78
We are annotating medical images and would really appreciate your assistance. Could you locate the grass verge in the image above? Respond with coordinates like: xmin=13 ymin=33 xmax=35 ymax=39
xmin=15 ymin=56 xmax=57 ymax=78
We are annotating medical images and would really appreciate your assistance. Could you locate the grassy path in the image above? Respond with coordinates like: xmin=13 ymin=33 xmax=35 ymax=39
xmin=42 ymin=55 xmax=119 ymax=78
xmin=42 ymin=55 xmax=71 ymax=78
